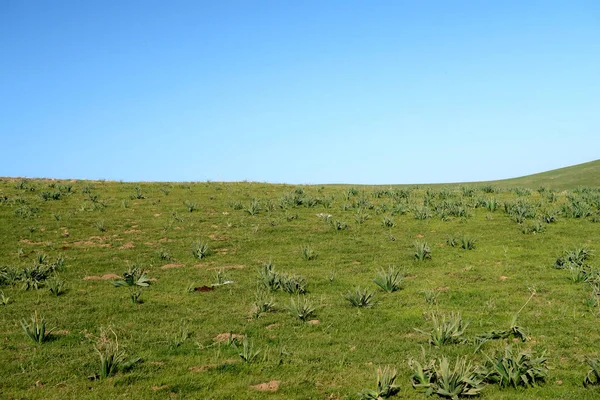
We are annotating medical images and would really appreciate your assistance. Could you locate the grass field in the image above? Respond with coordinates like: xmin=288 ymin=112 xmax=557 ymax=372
xmin=1 ymin=161 xmax=600 ymax=399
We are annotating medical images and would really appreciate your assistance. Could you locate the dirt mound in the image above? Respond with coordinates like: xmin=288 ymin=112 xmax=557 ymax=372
xmin=250 ymin=381 xmax=280 ymax=392
xmin=160 ymin=264 xmax=185 ymax=270
xmin=213 ymin=333 xmax=245 ymax=343
xmin=83 ymin=274 xmax=120 ymax=281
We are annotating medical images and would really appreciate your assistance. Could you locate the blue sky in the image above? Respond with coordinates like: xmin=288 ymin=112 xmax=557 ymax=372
xmin=1 ymin=1 xmax=599 ymax=184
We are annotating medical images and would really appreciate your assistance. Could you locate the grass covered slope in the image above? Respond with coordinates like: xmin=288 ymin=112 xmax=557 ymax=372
xmin=485 ymin=159 xmax=600 ymax=190
xmin=1 ymin=178 xmax=600 ymax=399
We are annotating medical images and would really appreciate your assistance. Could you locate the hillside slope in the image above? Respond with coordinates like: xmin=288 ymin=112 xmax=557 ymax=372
xmin=485 ymin=159 xmax=600 ymax=190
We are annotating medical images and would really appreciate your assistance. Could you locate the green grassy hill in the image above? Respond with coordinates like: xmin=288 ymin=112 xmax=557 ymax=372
xmin=1 ymin=164 xmax=600 ymax=399
xmin=480 ymin=159 xmax=600 ymax=190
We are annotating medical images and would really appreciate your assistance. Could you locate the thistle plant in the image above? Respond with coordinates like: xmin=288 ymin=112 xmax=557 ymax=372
xmin=301 ymin=245 xmax=318 ymax=261
xmin=459 ymin=235 xmax=476 ymax=250
xmin=168 ymin=323 xmax=191 ymax=349
xmin=483 ymin=346 xmax=548 ymax=388
xmin=584 ymin=358 xmax=600 ymax=387
xmin=345 ymin=287 xmax=376 ymax=308
xmin=279 ymin=274 xmax=307 ymax=294
xmin=251 ymin=290 xmax=276 ymax=318
xmin=409 ymin=356 xmax=485 ymax=398
xmin=184 ymin=200 xmax=197 ymax=212
xmin=358 ymin=366 xmax=400 ymax=399
xmin=112 ymin=264 xmax=151 ymax=287
xmin=373 ymin=266 xmax=403 ymax=293
xmin=415 ymin=312 xmax=468 ymax=346
xmin=47 ymin=276 xmax=67 ymax=296
xmin=414 ymin=241 xmax=432 ymax=261
xmin=422 ymin=289 xmax=439 ymax=305
xmin=94 ymin=220 xmax=106 ymax=232
xmin=212 ymin=268 xmax=230 ymax=286
xmin=191 ymin=241 xmax=212 ymax=259
xmin=245 ymin=198 xmax=261 ymax=215
xmin=258 ymin=261 xmax=280 ymax=291
xmin=331 ymin=220 xmax=348 ymax=231
xmin=21 ymin=310 xmax=54 ymax=343
xmin=382 ymin=216 xmax=395 ymax=227
xmin=287 ymin=296 xmax=316 ymax=321
xmin=233 ymin=336 xmax=262 ymax=363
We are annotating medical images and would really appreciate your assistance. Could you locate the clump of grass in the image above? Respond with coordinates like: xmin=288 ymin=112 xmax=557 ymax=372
xmin=373 ymin=266 xmax=403 ymax=293
xmin=382 ymin=216 xmax=395 ymax=227
xmin=47 ymin=276 xmax=67 ymax=296
xmin=184 ymin=200 xmax=197 ymax=212
xmin=344 ymin=287 xmax=376 ymax=308
xmin=409 ymin=356 xmax=485 ymax=398
xmin=287 ymin=296 xmax=316 ymax=321
xmin=331 ymin=219 xmax=348 ymax=231
xmin=245 ymin=199 xmax=261 ymax=215
xmin=422 ymin=289 xmax=439 ymax=305
xmin=354 ymin=209 xmax=370 ymax=224
xmin=522 ymin=220 xmax=545 ymax=234
xmin=0 ymin=290 xmax=11 ymax=305
xmin=21 ymin=310 xmax=54 ymax=343
xmin=358 ymin=366 xmax=400 ymax=399
xmin=459 ymin=235 xmax=476 ymax=250
xmin=584 ymin=358 xmax=600 ymax=387
xmin=94 ymin=220 xmax=106 ymax=232
xmin=168 ymin=323 xmax=191 ymax=349
xmin=258 ymin=262 xmax=307 ymax=294
xmin=93 ymin=327 xmax=141 ymax=379
xmin=251 ymin=290 xmax=276 ymax=319
xmin=414 ymin=241 xmax=431 ymax=261
xmin=212 ymin=268 xmax=230 ymax=286
xmin=483 ymin=346 xmax=548 ymax=388
xmin=554 ymin=247 xmax=592 ymax=269
xmin=301 ymin=245 xmax=318 ymax=261
xmin=156 ymin=250 xmax=173 ymax=262
xmin=233 ymin=337 xmax=262 ymax=363
xmin=413 ymin=206 xmax=432 ymax=220
xmin=415 ymin=312 xmax=468 ymax=346
xmin=191 ymin=241 xmax=212 ymax=259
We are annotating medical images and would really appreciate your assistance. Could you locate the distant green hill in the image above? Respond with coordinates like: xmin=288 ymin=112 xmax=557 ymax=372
xmin=483 ymin=159 xmax=600 ymax=190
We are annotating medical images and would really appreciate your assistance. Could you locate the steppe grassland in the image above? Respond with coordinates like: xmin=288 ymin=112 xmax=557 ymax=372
xmin=1 ymin=176 xmax=600 ymax=399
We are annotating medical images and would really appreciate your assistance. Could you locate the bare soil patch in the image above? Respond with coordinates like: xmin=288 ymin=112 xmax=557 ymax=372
xmin=83 ymin=274 xmax=120 ymax=281
xmin=160 ymin=264 xmax=185 ymax=270
xmin=119 ymin=242 xmax=135 ymax=249
xmin=213 ymin=333 xmax=245 ymax=343
xmin=207 ymin=264 xmax=245 ymax=270
xmin=249 ymin=380 xmax=280 ymax=392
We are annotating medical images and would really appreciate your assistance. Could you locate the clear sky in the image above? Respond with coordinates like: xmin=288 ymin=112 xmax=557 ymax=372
xmin=1 ymin=1 xmax=599 ymax=184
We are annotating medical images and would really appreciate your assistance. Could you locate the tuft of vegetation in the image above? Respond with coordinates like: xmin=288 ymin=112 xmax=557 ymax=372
xmin=184 ymin=200 xmax=197 ymax=212
xmin=21 ymin=311 xmax=54 ymax=344
xmin=358 ymin=366 xmax=400 ymax=399
xmin=93 ymin=327 xmax=141 ymax=379
xmin=233 ymin=336 xmax=262 ymax=364
xmin=416 ymin=312 xmax=468 ymax=346
xmin=482 ymin=346 xmax=548 ymax=388
xmin=301 ymin=245 xmax=318 ymax=261
xmin=344 ymin=287 xmax=376 ymax=308
xmin=47 ymin=276 xmax=67 ymax=296
xmin=287 ymin=296 xmax=316 ymax=321
xmin=409 ymin=356 xmax=485 ymax=399
xmin=191 ymin=241 xmax=212 ymax=259
xmin=584 ymin=358 xmax=600 ymax=387
xmin=373 ymin=266 xmax=403 ymax=293
xmin=112 ymin=264 xmax=151 ymax=287
xmin=414 ymin=241 xmax=432 ymax=261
